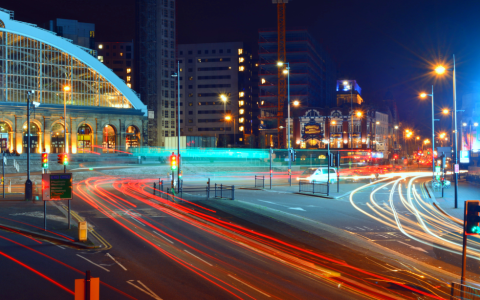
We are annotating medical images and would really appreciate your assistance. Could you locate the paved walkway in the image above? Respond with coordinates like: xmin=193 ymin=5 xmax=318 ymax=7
xmin=429 ymin=179 xmax=480 ymax=220
xmin=0 ymin=198 xmax=99 ymax=248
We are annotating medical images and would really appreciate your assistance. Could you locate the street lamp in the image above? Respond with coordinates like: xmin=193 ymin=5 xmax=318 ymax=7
xmin=293 ymin=100 xmax=300 ymax=106
xmin=220 ymin=94 xmax=227 ymax=147
xmin=420 ymin=86 xmax=436 ymax=180
xmin=225 ymin=115 xmax=235 ymax=148
xmin=434 ymin=58 xmax=459 ymax=208
xmin=171 ymin=63 xmax=181 ymax=191
xmin=277 ymin=61 xmax=292 ymax=185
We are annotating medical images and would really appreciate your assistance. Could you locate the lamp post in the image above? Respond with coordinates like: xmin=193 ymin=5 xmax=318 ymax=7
xmin=25 ymin=91 xmax=35 ymax=201
xmin=435 ymin=59 xmax=459 ymax=208
xmin=220 ymin=94 xmax=227 ymax=147
xmin=225 ymin=115 xmax=235 ymax=148
xmin=277 ymin=61 xmax=292 ymax=185
xmin=63 ymin=86 xmax=70 ymax=171
xmin=171 ymin=63 xmax=181 ymax=191
xmin=420 ymin=86 xmax=436 ymax=181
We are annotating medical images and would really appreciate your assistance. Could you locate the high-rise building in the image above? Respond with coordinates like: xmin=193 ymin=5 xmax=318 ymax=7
xmin=95 ymin=41 xmax=135 ymax=90
xmin=258 ymin=28 xmax=336 ymax=148
xmin=135 ymin=0 xmax=176 ymax=147
xmin=177 ymin=42 xmax=255 ymax=147
xmin=43 ymin=18 xmax=95 ymax=50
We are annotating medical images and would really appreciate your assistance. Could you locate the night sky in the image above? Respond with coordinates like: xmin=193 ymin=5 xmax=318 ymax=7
xmin=2 ymin=0 xmax=480 ymax=137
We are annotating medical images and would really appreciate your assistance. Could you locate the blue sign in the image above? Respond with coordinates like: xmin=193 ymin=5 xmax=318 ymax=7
xmin=372 ymin=152 xmax=384 ymax=159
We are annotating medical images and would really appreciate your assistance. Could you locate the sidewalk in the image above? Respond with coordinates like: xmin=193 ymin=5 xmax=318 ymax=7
xmin=428 ymin=179 xmax=480 ymax=220
xmin=0 ymin=198 xmax=102 ymax=249
xmin=248 ymin=180 xmax=367 ymax=199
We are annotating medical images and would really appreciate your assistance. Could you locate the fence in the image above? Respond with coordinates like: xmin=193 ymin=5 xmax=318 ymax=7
xmin=299 ymin=180 xmax=329 ymax=195
xmin=255 ymin=175 xmax=265 ymax=188
xmin=153 ymin=180 xmax=235 ymax=201
xmin=451 ymin=282 xmax=480 ymax=299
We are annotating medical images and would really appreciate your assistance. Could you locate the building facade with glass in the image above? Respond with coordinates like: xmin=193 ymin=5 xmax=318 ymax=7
xmin=0 ymin=8 xmax=147 ymax=154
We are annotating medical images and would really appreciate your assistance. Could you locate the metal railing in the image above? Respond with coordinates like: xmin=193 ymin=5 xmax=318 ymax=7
xmin=255 ymin=175 xmax=265 ymax=188
xmin=299 ymin=180 xmax=329 ymax=195
xmin=451 ymin=282 xmax=480 ymax=299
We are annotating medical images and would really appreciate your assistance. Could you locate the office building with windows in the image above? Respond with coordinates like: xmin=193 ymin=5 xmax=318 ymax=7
xmin=42 ymin=18 xmax=95 ymax=50
xmin=258 ymin=28 xmax=336 ymax=148
xmin=135 ymin=0 xmax=176 ymax=147
xmin=0 ymin=8 xmax=147 ymax=154
xmin=177 ymin=42 xmax=255 ymax=147
xmin=95 ymin=41 xmax=135 ymax=90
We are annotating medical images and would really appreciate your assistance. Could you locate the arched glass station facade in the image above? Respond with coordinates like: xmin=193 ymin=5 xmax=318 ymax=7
xmin=0 ymin=8 xmax=147 ymax=153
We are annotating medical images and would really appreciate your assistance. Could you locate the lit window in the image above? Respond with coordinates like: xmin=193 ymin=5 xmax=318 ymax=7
xmin=261 ymin=101 xmax=264 ymax=105
xmin=189 ymin=77 xmax=193 ymax=80
xmin=239 ymin=138 xmax=243 ymax=142
xmin=228 ymin=66 xmax=232 ymax=70
xmin=98 ymin=44 xmax=103 ymax=49
xmin=238 ymin=49 xmax=243 ymax=55
xmin=255 ymin=63 xmax=259 ymax=67
xmin=127 ymin=76 xmax=131 ymax=82
xmin=261 ymin=78 xmax=266 ymax=84
xmin=239 ymin=126 xmax=244 ymax=131
xmin=97 ymin=56 xmax=104 ymax=63
xmin=120 ymin=53 xmax=123 ymax=56
xmin=239 ymin=57 xmax=245 ymax=63
xmin=239 ymin=109 xmax=245 ymax=114
xmin=239 ymin=66 xmax=245 ymax=71
xmin=239 ymin=101 xmax=244 ymax=106
xmin=239 ymin=118 xmax=244 ymax=123
xmin=127 ymin=83 xmax=132 ymax=88
xmin=127 ymin=68 xmax=132 ymax=73
xmin=239 ymin=92 xmax=244 ymax=97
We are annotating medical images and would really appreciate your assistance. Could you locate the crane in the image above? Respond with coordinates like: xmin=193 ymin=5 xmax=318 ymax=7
xmin=273 ymin=0 xmax=288 ymax=148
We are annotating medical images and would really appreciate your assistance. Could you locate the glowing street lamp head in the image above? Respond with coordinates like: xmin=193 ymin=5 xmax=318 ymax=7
xmin=356 ymin=111 xmax=362 ymax=117
xmin=435 ymin=65 xmax=446 ymax=74
xmin=277 ymin=61 xmax=284 ymax=67
xmin=443 ymin=109 xmax=449 ymax=114
xmin=420 ymin=93 xmax=427 ymax=98
xmin=293 ymin=100 xmax=300 ymax=106
xmin=220 ymin=94 xmax=227 ymax=101
xmin=416 ymin=136 xmax=420 ymax=140
xmin=225 ymin=115 xmax=232 ymax=121
xmin=475 ymin=123 xmax=479 ymax=127
xmin=394 ymin=125 xmax=399 ymax=129
xmin=283 ymin=69 xmax=289 ymax=74
xmin=64 ymin=86 xmax=70 ymax=92
xmin=343 ymin=80 xmax=349 ymax=85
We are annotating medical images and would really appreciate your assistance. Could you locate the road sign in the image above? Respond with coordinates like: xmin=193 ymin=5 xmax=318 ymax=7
xmin=460 ymin=150 xmax=470 ymax=164
xmin=455 ymin=164 xmax=460 ymax=174
xmin=42 ymin=173 xmax=73 ymax=201
xmin=435 ymin=166 xmax=441 ymax=180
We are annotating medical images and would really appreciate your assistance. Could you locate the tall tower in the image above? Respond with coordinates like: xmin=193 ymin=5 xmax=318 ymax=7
xmin=135 ymin=0 xmax=176 ymax=147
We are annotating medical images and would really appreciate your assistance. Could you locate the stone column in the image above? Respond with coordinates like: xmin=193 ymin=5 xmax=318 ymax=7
xmin=15 ymin=116 xmax=24 ymax=154
xmin=119 ymin=120 xmax=126 ymax=150
xmin=43 ymin=117 xmax=52 ymax=153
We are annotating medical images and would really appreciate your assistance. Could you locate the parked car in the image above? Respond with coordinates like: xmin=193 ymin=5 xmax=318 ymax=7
xmin=297 ymin=167 xmax=337 ymax=183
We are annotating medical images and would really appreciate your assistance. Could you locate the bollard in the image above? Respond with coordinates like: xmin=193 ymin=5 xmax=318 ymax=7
xmin=221 ymin=184 xmax=223 ymax=198
xmin=78 ymin=221 xmax=88 ymax=242
xmin=153 ymin=182 xmax=156 ymax=195
xmin=232 ymin=185 xmax=235 ymax=200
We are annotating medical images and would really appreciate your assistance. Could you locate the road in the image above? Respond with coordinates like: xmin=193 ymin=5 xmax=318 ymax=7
xmin=0 ymin=170 xmax=475 ymax=299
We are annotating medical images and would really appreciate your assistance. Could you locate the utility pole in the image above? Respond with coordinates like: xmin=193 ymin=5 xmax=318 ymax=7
xmin=25 ymin=91 xmax=33 ymax=201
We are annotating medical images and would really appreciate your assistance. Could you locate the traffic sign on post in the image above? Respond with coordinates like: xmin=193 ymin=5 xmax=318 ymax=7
xmin=455 ymin=164 xmax=460 ymax=174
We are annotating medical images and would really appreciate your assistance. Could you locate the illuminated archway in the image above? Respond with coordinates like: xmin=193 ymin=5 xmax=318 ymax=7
xmin=126 ymin=125 xmax=140 ymax=149
xmin=51 ymin=123 xmax=65 ymax=153
xmin=23 ymin=122 xmax=40 ymax=153
xmin=0 ymin=122 xmax=11 ymax=152
xmin=77 ymin=124 xmax=93 ymax=153
xmin=103 ymin=125 xmax=116 ymax=153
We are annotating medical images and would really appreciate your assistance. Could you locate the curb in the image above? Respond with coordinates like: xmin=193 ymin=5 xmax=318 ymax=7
xmin=0 ymin=223 xmax=98 ymax=249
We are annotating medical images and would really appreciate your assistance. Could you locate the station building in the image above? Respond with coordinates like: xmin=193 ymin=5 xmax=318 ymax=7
xmin=0 ymin=8 xmax=148 ymax=154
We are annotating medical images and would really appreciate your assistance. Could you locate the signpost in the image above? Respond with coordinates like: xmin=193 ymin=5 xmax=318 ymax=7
xmin=42 ymin=173 xmax=72 ymax=230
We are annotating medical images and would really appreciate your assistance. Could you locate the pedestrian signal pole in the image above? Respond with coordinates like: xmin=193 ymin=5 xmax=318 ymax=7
xmin=461 ymin=200 xmax=480 ymax=298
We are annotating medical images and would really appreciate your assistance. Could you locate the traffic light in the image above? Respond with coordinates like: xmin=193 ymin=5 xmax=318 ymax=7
xmin=465 ymin=201 xmax=480 ymax=235
xmin=179 ymin=170 xmax=183 ymax=179
xmin=329 ymin=153 xmax=335 ymax=167
xmin=441 ymin=155 xmax=446 ymax=169
xmin=291 ymin=149 xmax=296 ymax=162
xmin=57 ymin=154 xmax=68 ymax=165
xmin=42 ymin=152 xmax=48 ymax=169
xmin=170 ymin=152 xmax=177 ymax=170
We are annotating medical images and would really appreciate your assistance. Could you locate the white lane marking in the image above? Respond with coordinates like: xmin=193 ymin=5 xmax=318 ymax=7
xmin=396 ymin=241 xmax=429 ymax=253
xmin=138 ymin=281 xmax=162 ymax=300
xmin=288 ymin=207 xmax=306 ymax=211
xmin=184 ymin=250 xmax=213 ymax=266
xmin=76 ymin=254 xmax=110 ymax=272
xmin=129 ymin=215 xmax=146 ymax=226
xmin=127 ymin=280 xmax=163 ymax=300
xmin=228 ymin=274 xmax=271 ymax=298
xmin=153 ymin=231 xmax=174 ymax=244
xmin=106 ymin=253 xmax=127 ymax=271
xmin=55 ymin=245 xmax=65 ymax=250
